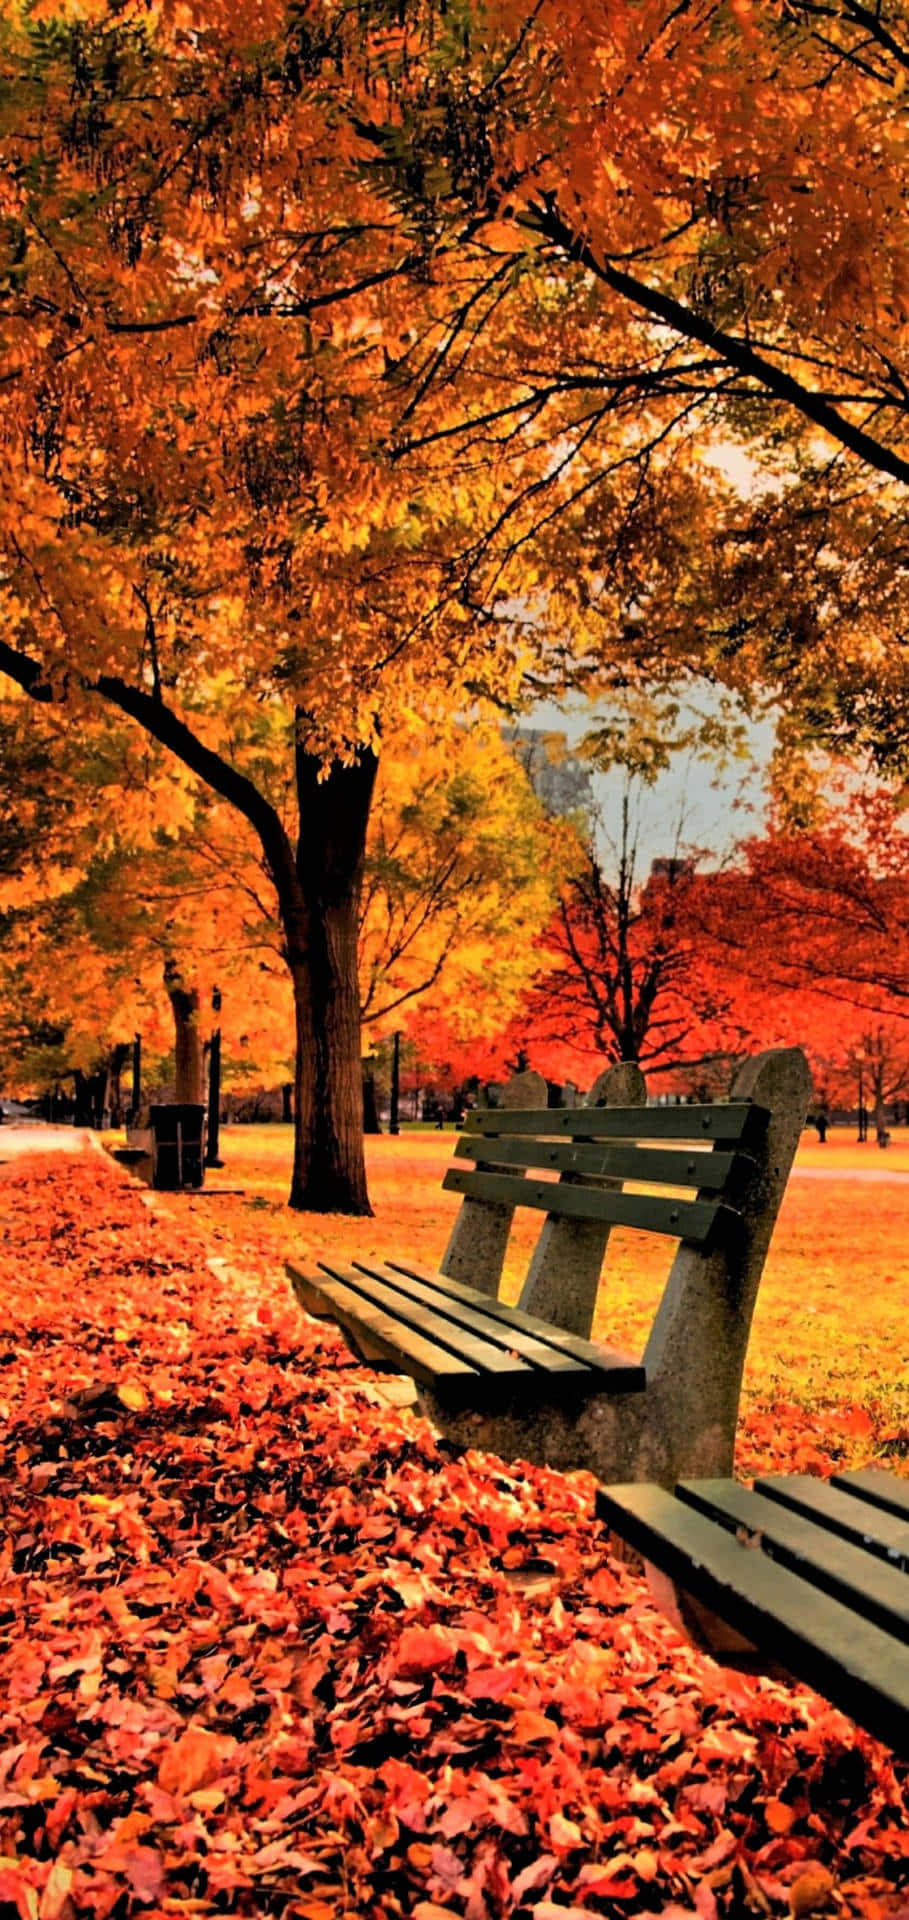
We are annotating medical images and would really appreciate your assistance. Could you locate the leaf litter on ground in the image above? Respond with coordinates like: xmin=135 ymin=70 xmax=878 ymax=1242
xmin=0 ymin=1148 xmax=906 ymax=1920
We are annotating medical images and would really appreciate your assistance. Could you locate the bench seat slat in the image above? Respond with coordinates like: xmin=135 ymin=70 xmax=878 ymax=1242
xmin=442 ymin=1165 xmax=730 ymax=1244
xmin=596 ymin=1482 xmax=909 ymax=1757
xmin=288 ymin=1265 xmax=481 ymax=1388
xmin=462 ymin=1102 xmax=766 ymax=1144
xmin=755 ymin=1474 xmax=909 ymax=1568
xmin=354 ymin=1261 xmax=592 ymax=1376
xmin=833 ymin=1467 xmax=909 ymax=1523
xmin=310 ymin=1262 xmax=538 ymax=1379
xmin=676 ymin=1479 xmax=909 ymax=1642
xmin=289 ymin=1258 xmax=643 ymax=1404
xmin=454 ymin=1135 xmax=745 ymax=1192
xmin=382 ymin=1256 xmax=645 ymax=1387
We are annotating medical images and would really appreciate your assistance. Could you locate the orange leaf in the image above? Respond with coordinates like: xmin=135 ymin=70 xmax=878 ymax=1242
xmin=394 ymin=1624 xmax=459 ymax=1674
xmin=511 ymin=1708 xmax=558 ymax=1743
xmin=157 ymin=1726 xmax=234 ymax=1797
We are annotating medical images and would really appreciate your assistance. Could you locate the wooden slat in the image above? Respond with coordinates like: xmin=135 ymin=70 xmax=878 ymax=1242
xmin=454 ymin=1134 xmax=744 ymax=1192
xmin=833 ymin=1468 xmax=909 ymax=1523
xmin=676 ymin=1479 xmax=909 ymax=1643
xmin=287 ymin=1263 xmax=481 ymax=1392
xmin=461 ymin=1102 xmax=766 ymax=1145
xmin=307 ymin=1262 xmax=537 ymax=1380
xmin=595 ymin=1482 xmax=909 ymax=1757
xmin=382 ymin=1256 xmax=646 ymax=1389
xmin=353 ymin=1260 xmax=593 ymax=1378
xmin=442 ymin=1165 xmax=730 ymax=1244
xmin=755 ymin=1474 xmax=909 ymax=1569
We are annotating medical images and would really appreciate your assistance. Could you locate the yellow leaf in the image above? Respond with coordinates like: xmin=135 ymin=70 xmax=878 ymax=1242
xmin=117 ymin=1381 xmax=149 ymax=1411
xmin=789 ymin=1865 xmax=836 ymax=1917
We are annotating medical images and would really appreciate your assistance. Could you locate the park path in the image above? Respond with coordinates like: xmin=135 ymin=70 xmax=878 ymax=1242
xmin=3 ymin=1120 xmax=909 ymax=1182
xmin=0 ymin=1122 xmax=97 ymax=1157
xmin=793 ymin=1163 xmax=909 ymax=1184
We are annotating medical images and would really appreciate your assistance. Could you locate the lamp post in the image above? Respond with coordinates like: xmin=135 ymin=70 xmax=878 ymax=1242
xmin=856 ymin=1050 xmax=867 ymax=1143
xmin=390 ymin=1030 xmax=401 ymax=1136
xmin=205 ymin=986 xmax=224 ymax=1168
xmin=130 ymin=1033 xmax=141 ymax=1126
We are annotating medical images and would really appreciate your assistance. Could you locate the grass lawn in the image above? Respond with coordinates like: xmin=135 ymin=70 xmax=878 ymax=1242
xmin=150 ymin=1121 xmax=909 ymax=1483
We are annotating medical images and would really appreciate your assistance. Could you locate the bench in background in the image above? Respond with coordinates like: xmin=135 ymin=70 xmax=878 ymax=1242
xmin=288 ymin=1047 xmax=811 ymax=1489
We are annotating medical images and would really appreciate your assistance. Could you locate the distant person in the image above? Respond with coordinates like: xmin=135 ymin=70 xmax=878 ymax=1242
xmin=815 ymin=1111 xmax=828 ymax=1143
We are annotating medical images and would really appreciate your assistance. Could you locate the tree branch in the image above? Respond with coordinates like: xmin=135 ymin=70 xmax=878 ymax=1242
xmin=530 ymin=201 xmax=909 ymax=486
xmin=0 ymin=637 xmax=300 ymax=908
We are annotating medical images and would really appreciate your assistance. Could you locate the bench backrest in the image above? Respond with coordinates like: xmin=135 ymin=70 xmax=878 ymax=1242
xmin=448 ymin=1100 xmax=765 ymax=1243
xmin=439 ymin=1049 xmax=812 ymax=1483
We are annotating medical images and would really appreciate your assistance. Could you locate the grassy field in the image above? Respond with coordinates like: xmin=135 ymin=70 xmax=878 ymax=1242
xmin=135 ymin=1119 xmax=909 ymax=1481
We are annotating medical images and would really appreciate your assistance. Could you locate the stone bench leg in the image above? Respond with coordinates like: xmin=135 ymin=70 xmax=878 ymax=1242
xmin=441 ymin=1069 xmax=547 ymax=1296
xmin=638 ymin=1046 xmax=812 ymax=1484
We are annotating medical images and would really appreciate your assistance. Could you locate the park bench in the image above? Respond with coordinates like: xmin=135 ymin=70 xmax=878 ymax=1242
xmin=596 ymin=1470 xmax=909 ymax=1758
xmin=287 ymin=1046 xmax=811 ymax=1490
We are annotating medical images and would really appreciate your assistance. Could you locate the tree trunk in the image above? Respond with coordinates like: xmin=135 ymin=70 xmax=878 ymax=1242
xmin=284 ymin=736 xmax=378 ymax=1214
xmin=107 ymin=1042 xmax=131 ymax=1126
xmin=164 ymin=959 xmax=205 ymax=1104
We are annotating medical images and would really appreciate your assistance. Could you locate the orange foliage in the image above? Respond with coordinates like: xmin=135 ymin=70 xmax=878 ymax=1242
xmin=0 ymin=1142 xmax=906 ymax=1917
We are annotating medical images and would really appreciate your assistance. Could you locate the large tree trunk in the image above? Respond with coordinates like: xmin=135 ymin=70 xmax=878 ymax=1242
xmin=164 ymin=959 xmax=205 ymax=1104
xmin=284 ymin=735 xmax=378 ymax=1214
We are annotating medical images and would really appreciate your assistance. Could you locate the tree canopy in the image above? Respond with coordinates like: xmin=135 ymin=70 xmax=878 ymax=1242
xmin=4 ymin=0 xmax=909 ymax=1204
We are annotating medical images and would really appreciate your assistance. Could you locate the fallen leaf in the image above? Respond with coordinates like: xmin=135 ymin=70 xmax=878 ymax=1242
xmin=789 ymin=1866 xmax=837 ymax=1917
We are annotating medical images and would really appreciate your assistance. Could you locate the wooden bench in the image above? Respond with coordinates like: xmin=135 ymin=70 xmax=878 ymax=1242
xmin=597 ymin=1470 xmax=909 ymax=1757
xmin=288 ymin=1046 xmax=811 ymax=1488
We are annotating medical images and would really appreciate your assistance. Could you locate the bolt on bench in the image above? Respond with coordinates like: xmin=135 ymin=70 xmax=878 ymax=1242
xmin=287 ymin=1047 xmax=810 ymax=1490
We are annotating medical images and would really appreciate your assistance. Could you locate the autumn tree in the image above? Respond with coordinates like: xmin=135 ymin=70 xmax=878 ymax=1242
xmin=0 ymin=687 xmax=296 ymax=1102
xmin=690 ymin=789 xmax=909 ymax=1013
xmin=0 ymin=3 xmax=749 ymax=1210
xmin=669 ymin=781 xmax=909 ymax=1128
xmin=6 ymin=2 xmax=909 ymax=1211
xmin=386 ymin=0 xmax=909 ymax=768
xmin=359 ymin=721 xmax=569 ymax=1043
xmin=0 ymin=5 xmax=552 ymax=1209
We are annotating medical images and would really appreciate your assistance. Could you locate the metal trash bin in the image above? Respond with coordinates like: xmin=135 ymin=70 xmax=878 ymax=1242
xmin=149 ymin=1103 xmax=206 ymax=1190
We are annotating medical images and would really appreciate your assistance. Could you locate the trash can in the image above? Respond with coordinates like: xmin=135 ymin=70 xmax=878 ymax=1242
xmin=149 ymin=1104 xmax=206 ymax=1190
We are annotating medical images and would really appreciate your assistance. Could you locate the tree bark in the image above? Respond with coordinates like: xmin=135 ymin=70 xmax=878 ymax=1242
xmin=283 ymin=733 xmax=378 ymax=1214
xmin=164 ymin=959 xmax=205 ymax=1104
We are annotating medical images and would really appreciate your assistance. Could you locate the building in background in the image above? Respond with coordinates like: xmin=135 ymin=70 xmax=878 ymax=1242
xmin=503 ymin=727 xmax=594 ymax=819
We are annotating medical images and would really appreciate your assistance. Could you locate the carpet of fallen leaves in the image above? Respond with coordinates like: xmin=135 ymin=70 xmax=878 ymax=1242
xmin=1 ymin=1148 xmax=907 ymax=1920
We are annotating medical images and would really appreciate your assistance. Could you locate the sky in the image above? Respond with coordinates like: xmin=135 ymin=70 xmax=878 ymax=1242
xmin=532 ymin=689 xmax=777 ymax=869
